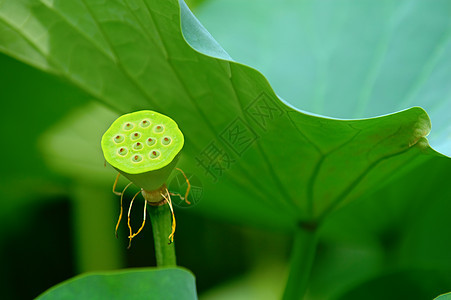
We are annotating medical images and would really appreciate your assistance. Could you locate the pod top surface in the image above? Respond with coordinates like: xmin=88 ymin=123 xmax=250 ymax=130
xmin=101 ymin=110 xmax=184 ymax=174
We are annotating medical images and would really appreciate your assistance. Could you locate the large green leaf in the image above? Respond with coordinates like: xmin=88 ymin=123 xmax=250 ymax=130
xmin=37 ymin=267 xmax=197 ymax=299
xmin=435 ymin=293 xmax=451 ymax=300
xmin=0 ymin=0 xmax=448 ymax=231
xmin=195 ymin=0 xmax=451 ymax=157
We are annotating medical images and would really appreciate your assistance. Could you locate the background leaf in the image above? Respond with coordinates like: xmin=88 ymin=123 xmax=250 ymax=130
xmin=37 ymin=267 xmax=197 ymax=300
xmin=435 ymin=293 xmax=451 ymax=300
xmin=0 ymin=0 xmax=447 ymax=231
xmin=195 ymin=0 xmax=451 ymax=156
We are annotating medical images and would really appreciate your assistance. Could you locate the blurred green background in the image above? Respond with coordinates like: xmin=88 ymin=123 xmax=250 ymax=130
xmin=1 ymin=0 xmax=451 ymax=299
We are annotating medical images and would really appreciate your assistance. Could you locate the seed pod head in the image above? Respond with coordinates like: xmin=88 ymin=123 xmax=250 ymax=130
xmin=101 ymin=110 xmax=184 ymax=191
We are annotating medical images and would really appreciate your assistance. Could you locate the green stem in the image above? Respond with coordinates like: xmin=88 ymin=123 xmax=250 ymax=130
xmin=282 ymin=224 xmax=318 ymax=300
xmin=149 ymin=204 xmax=176 ymax=266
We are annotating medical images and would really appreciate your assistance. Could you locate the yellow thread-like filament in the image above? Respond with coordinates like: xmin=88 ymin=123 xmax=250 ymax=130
xmin=161 ymin=189 xmax=176 ymax=244
xmin=168 ymin=168 xmax=192 ymax=205
xmin=115 ymin=181 xmax=133 ymax=238
xmin=112 ymin=173 xmax=122 ymax=196
xmin=127 ymin=189 xmax=145 ymax=249
xmin=128 ymin=201 xmax=147 ymax=241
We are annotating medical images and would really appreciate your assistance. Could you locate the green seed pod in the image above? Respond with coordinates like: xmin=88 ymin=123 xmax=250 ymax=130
xmin=101 ymin=110 xmax=184 ymax=191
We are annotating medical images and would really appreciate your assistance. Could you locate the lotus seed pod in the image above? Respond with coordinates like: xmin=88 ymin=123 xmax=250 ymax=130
xmin=101 ymin=110 xmax=184 ymax=191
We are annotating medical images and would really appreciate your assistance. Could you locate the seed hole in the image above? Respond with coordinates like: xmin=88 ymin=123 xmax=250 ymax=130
xmin=146 ymin=137 xmax=156 ymax=146
xmin=133 ymin=142 xmax=144 ymax=151
xmin=123 ymin=122 xmax=134 ymax=131
xmin=140 ymin=119 xmax=151 ymax=128
xmin=153 ymin=125 xmax=164 ymax=133
xmin=117 ymin=147 xmax=128 ymax=156
xmin=161 ymin=136 xmax=172 ymax=146
xmin=113 ymin=134 xmax=125 ymax=144
xmin=130 ymin=132 xmax=141 ymax=141
xmin=131 ymin=154 xmax=143 ymax=163
xmin=149 ymin=150 xmax=160 ymax=159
